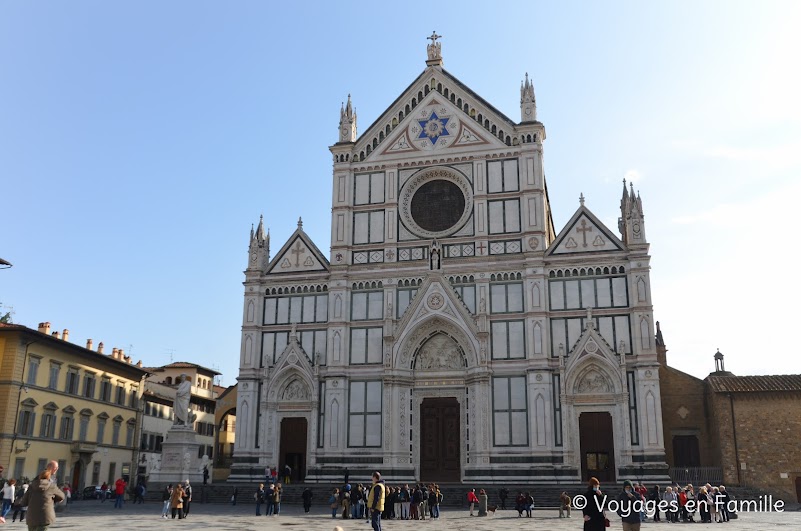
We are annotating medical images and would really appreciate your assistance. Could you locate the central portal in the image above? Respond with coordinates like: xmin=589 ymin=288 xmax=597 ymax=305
xmin=420 ymin=397 xmax=460 ymax=482
xmin=579 ymin=412 xmax=616 ymax=482
xmin=279 ymin=417 xmax=307 ymax=483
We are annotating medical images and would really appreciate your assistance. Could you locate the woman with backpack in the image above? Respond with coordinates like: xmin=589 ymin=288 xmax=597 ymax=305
xmin=329 ymin=488 xmax=340 ymax=518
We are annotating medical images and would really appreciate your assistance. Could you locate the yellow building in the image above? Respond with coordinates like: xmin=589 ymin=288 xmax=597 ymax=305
xmin=0 ymin=322 xmax=148 ymax=493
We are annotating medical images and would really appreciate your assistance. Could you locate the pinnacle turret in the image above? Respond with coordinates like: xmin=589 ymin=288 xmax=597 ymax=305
xmin=338 ymin=94 xmax=357 ymax=143
xmin=520 ymin=72 xmax=537 ymax=122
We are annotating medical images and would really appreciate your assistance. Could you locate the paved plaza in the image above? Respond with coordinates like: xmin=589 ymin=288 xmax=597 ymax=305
xmin=36 ymin=501 xmax=801 ymax=530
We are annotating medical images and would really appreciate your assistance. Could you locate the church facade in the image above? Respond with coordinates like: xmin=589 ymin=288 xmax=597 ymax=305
xmin=232 ymin=37 xmax=668 ymax=484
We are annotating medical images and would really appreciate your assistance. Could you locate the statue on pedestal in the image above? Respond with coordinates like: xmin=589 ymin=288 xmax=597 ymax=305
xmin=173 ymin=374 xmax=197 ymax=426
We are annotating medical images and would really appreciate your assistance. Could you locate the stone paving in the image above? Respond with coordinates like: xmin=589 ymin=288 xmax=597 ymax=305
xmin=33 ymin=501 xmax=801 ymax=530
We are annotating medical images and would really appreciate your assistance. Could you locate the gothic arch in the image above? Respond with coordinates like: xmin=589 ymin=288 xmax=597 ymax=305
xmin=269 ymin=366 xmax=315 ymax=403
xmin=394 ymin=316 xmax=479 ymax=370
xmin=567 ymin=360 xmax=623 ymax=396
xmin=410 ymin=332 xmax=467 ymax=371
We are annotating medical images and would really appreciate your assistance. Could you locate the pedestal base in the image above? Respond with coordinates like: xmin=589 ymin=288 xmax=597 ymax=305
xmin=148 ymin=425 xmax=204 ymax=484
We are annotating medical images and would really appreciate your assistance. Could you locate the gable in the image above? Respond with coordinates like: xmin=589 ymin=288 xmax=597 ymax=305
xmin=266 ymin=232 xmax=329 ymax=274
xmin=373 ymin=94 xmax=509 ymax=161
xmin=548 ymin=206 xmax=625 ymax=256
xmin=354 ymin=67 xmax=520 ymax=162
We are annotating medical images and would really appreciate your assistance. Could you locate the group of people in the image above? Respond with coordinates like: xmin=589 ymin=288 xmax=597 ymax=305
xmin=581 ymin=477 xmax=734 ymax=531
xmin=0 ymin=460 xmax=65 ymax=529
xmin=254 ymin=481 xmax=282 ymax=516
xmin=332 ymin=481 xmax=442 ymax=521
xmin=327 ymin=472 xmax=386 ymax=531
xmin=160 ymin=480 xmax=193 ymax=519
xmin=263 ymin=464 xmax=292 ymax=486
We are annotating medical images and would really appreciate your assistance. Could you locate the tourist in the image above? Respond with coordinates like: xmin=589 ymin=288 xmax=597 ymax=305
xmin=254 ymin=483 xmax=265 ymax=516
xmin=399 ymin=484 xmax=410 ymax=519
xmin=582 ymin=477 xmax=607 ymax=531
xmin=61 ymin=484 xmax=71 ymax=504
xmin=302 ymin=486 xmax=313 ymax=513
xmin=419 ymin=483 xmax=428 ymax=520
xmin=662 ymin=486 xmax=678 ymax=522
xmin=270 ymin=466 xmax=278 ymax=484
xmin=515 ymin=491 xmax=526 ymax=517
xmin=20 ymin=466 xmax=65 ymax=529
xmin=393 ymin=486 xmax=402 ymax=520
xmin=428 ymin=484 xmax=440 ymax=519
xmin=685 ymin=485 xmax=696 ymax=522
xmin=649 ymin=485 xmax=661 ymax=521
xmin=340 ymin=483 xmax=351 ymax=519
xmin=467 ymin=488 xmax=479 ymax=516
xmin=100 ymin=482 xmax=108 ymax=502
xmin=182 ymin=480 xmax=192 ymax=518
xmin=161 ymin=484 xmax=172 ymax=518
xmin=367 ymin=472 xmax=385 ymax=531
xmin=170 ymin=483 xmax=184 ymax=519
xmin=477 ymin=488 xmax=488 ymax=517
xmin=231 ymin=486 xmax=238 ymax=505
xmin=134 ymin=481 xmax=146 ymax=504
xmin=265 ymin=483 xmax=275 ymax=515
xmin=1 ymin=478 xmax=16 ymax=523
xmin=283 ymin=463 xmax=292 ymax=484
xmin=410 ymin=485 xmax=420 ymax=520
xmin=697 ymin=486 xmax=711 ymax=523
xmin=718 ymin=485 xmax=730 ymax=522
xmin=272 ymin=482 xmax=282 ymax=516
xmin=524 ymin=491 xmax=534 ymax=518
xmin=11 ymin=482 xmax=28 ymax=523
xmin=329 ymin=488 xmax=340 ymax=518
xmin=559 ymin=491 xmax=572 ymax=518
xmin=113 ymin=477 xmax=126 ymax=508
xmin=710 ymin=487 xmax=722 ymax=523
xmin=499 ymin=486 xmax=508 ymax=510
xmin=616 ymin=480 xmax=641 ymax=531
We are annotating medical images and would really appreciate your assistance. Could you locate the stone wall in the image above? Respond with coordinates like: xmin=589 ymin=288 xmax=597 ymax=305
xmin=658 ymin=364 xmax=717 ymax=468
xmin=708 ymin=390 xmax=801 ymax=501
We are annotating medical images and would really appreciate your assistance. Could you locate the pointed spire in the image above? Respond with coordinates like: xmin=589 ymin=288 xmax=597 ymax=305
xmin=250 ymin=223 xmax=254 ymax=241
xmin=579 ymin=193 xmax=585 ymax=207
xmin=520 ymin=72 xmax=537 ymax=121
xmin=255 ymin=214 xmax=266 ymax=241
xmin=297 ymin=217 xmax=303 ymax=230
xmin=338 ymin=94 xmax=357 ymax=142
xmin=345 ymin=94 xmax=353 ymax=118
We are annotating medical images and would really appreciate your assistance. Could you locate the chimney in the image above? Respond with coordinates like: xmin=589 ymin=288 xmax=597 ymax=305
xmin=52 ymin=331 xmax=60 ymax=339
xmin=112 ymin=348 xmax=119 ymax=359
xmin=86 ymin=339 xmax=93 ymax=351
xmin=136 ymin=360 xmax=143 ymax=368
xmin=97 ymin=342 xmax=104 ymax=354
xmin=37 ymin=322 xmax=46 ymax=333
xmin=119 ymin=349 xmax=125 ymax=360
xmin=43 ymin=322 xmax=51 ymax=335
xmin=62 ymin=329 xmax=69 ymax=341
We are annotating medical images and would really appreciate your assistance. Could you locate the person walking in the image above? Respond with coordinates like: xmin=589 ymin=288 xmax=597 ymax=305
xmin=616 ymin=480 xmax=642 ymax=531
xmin=100 ymin=482 xmax=108 ymax=502
xmin=134 ymin=482 xmax=146 ymax=504
xmin=255 ymin=484 xmax=265 ymax=516
xmin=467 ymin=488 xmax=479 ymax=516
xmin=113 ymin=477 xmax=126 ymax=509
xmin=170 ymin=484 xmax=184 ymax=519
xmin=61 ymin=484 xmax=71 ymax=505
xmin=582 ymin=477 xmax=607 ymax=531
xmin=283 ymin=464 xmax=291 ymax=485
xmin=12 ymin=482 xmax=29 ymax=523
xmin=302 ymin=487 xmax=313 ymax=514
xmin=1 ymin=479 xmax=16 ymax=523
xmin=367 ymin=472 xmax=385 ymax=531
xmin=160 ymin=484 xmax=172 ymax=518
xmin=19 ymin=467 xmax=65 ymax=530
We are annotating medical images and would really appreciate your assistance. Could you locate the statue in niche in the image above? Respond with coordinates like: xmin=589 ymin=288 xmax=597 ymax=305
xmin=430 ymin=240 xmax=442 ymax=270
xmin=576 ymin=370 xmax=612 ymax=394
xmin=282 ymin=380 xmax=310 ymax=401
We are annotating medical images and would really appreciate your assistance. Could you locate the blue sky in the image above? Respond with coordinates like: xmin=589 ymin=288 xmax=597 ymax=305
xmin=2 ymin=1 xmax=799 ymax=383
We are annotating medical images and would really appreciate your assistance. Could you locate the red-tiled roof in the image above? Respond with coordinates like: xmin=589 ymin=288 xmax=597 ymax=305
xmin=706 ymin=375 xmax=801 ymax=393
xmin=156 ymin=361 xmax=221 ymax=375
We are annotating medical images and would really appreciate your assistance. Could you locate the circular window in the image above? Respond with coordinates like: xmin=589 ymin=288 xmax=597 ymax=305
xmin=411 ymin=180 xmax=466 ymax=232
xmin=399 ymin=167 xmax=473 ymax=238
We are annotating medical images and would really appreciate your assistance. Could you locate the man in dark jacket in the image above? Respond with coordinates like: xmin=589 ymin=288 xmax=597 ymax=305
xmin=499 ymin=487 xmax=508 ymax=510
xmin=617 ymin=480 xmax=643 ymax=531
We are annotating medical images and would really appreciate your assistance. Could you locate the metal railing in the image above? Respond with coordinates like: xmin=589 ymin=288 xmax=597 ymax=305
xmin=668 ymin=467 xmax=723 ymax=486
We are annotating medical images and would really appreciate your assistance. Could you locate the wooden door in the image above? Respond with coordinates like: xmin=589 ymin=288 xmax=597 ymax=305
xmin=420 ymin=398 xmax=460 ymax=482
xmin=579 ymin=412 xmax=616 ymax=482
xmin=673 ymin=435 xmax=701 ymax=466
xmin=278 ymin=417 xmax=307 ymax=482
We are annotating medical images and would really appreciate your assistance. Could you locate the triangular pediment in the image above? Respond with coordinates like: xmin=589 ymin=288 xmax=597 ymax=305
xmin=266 ymin=229 xmax=329 ymax=274
xmin=547 ymin=205 xmax=625 ymax=256
xmin=272 ymin=334 xmax=314 ymax=373
xmin=565 ymin=321 xmax=620 ymax=372
xmin=269 ymin=335 xmax=315 ymax=402
xmin=353 ymin=66 xmax=522 ymax=161
xmin=395 ymin=272 xmax=479 ymax=340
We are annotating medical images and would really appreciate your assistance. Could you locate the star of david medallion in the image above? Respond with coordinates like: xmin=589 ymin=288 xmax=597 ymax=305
xmin=417 ymin=111 xmax=450 ymax=146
